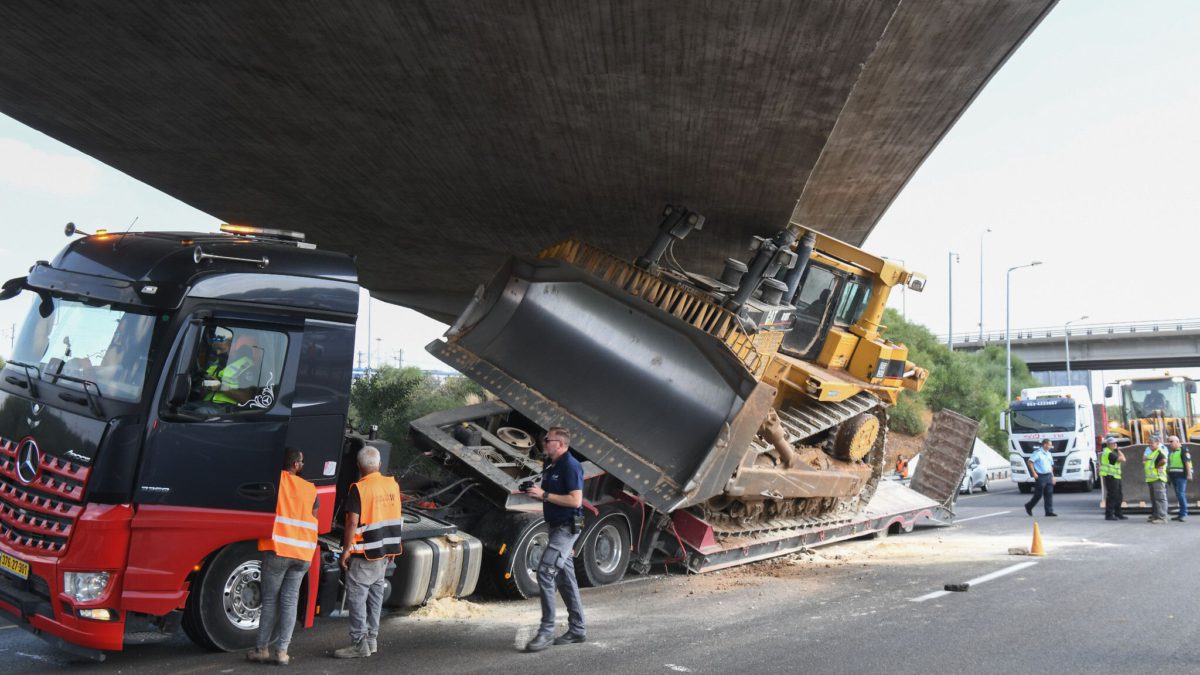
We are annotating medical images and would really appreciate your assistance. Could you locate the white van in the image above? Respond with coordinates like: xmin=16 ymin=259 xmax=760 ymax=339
xmin=1005 ymin=386 xmax=1099 ymax=493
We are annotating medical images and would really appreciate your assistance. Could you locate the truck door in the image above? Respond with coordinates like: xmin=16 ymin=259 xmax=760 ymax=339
xmin=138 ymin=319 xmax=298 ymax=512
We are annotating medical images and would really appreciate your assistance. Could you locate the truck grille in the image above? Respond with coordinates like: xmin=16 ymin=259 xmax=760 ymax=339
xmin=0 ymin=437 xmax=90 ymax=555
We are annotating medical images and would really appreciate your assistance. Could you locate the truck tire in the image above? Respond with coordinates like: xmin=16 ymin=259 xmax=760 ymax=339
xmin=576 ymin=514 xmax=631 ymax=587
xmin=182 ymin=542 xmax=263 ymax=652
xmin=1082 ymin=464 xmax=1096 ymax=492
xmin=1018 ymin=483 xmax=1032 ymax=494
xmin=496 ymin=519 xmax=547 ymax=600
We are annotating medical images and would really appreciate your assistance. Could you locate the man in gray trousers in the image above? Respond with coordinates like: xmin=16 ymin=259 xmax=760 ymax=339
xmin=524 ymin=427 xmax=587 ymax=652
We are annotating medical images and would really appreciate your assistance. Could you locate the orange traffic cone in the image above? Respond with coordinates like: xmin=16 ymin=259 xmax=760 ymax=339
xmin=1029 ymin=521 xmax=1046 ymax=557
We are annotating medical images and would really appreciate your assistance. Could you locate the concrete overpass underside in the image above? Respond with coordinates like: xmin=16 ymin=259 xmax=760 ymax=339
xmin=0 ymin=1 xmax=1054 ymax=321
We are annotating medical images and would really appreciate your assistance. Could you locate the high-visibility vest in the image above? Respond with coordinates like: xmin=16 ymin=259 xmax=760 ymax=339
xmin=350 ymin=472 xmax=403 ymax=560
xmin=259 ymin=471 xmax=319 ymax=561
xmin=1100 ymin=449 xmax=1122 ymax=480
xmin=205 ymin=355 xmax=254 ymax=405
xmin=1144 ymin=448 xmax=1168 ymax=483
xmin=1168 ymin=448 xmax=1187 ymax=472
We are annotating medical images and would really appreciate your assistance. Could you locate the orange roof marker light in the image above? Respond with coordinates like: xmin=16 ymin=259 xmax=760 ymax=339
xmin=220 ymin=223 xmax=307 ymax=243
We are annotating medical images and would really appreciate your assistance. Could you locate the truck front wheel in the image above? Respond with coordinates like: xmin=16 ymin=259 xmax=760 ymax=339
xmin=496 ymin=519 xmax=547 ymax=600
xmin=1018 ymin=483 xmax=1033 ymax=494
xmin=182 ymin=542 xmax=263 ymax=652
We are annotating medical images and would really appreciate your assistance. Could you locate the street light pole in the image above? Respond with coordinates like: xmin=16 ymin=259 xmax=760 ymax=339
xmin=1006 ymin=261 xmax=1043 ymax=403
xmin=948 ymin=251 xmax=959 ymax=350
xmin=979 ymin=228 xmax=992 ymax=342
xmin=1064 ymin=315 xmax=1088 ymax=384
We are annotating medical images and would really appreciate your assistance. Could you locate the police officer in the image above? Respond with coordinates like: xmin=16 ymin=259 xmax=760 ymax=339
xmin=1024 ymin=439 xmax=1057 ymax=517
xmin=1166 ymin=435 xmax=1192 ymax=522
xmin=249 ymin=448 xmax=318 ymax=666
xmin=1144 ymin=434 xmax=1169 ymax=524
xmin=335 ymin=446 xmax=403 ymax=659
xmin=524 ymin=426 xmax=586 ymax=652
xmin=1100 ymin=436 xmax=1127 ymax=521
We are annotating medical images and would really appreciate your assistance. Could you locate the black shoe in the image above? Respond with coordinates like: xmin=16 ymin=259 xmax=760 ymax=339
xmin=1105 ymin=515 xmax=1118 ymax=521
xmin=525 ymin=634 xmax=554 ymax=653
xmin=1046 ymin=513 xmax=1058 ymax=517
xmin=553 ymin=631 xmax=587 ymax=646
xmin=1025 ymin=504 xmax=1033 ymax=516
xmin=1171 ymin=516 xmax=1185 ymax=522
xmin=1116 ymin=515 xmax=1128 ymax=520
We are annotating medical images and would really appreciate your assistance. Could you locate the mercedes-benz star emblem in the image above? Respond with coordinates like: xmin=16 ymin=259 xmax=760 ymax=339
xmin=30 ymin=402 xmax=43 ymax=417
xmin=16 ymin=438 xmax=41 ymax=484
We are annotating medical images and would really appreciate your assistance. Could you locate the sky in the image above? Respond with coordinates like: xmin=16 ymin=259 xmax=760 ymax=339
xmin=0 ymin=0 xmax=1197 ymax=388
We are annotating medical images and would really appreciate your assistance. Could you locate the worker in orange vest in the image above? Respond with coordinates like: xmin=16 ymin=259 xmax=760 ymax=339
xmin=334 ymin=446 xmax=403 ymax=659
xmin=896 ymin=455 xmax=909 ymax=479
xmin=248 ymin=447 xmax=318 ymax=666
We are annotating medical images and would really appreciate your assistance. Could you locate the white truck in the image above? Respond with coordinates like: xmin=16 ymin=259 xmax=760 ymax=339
xmin=1005 ymin=386 xmax=1100 ymax=493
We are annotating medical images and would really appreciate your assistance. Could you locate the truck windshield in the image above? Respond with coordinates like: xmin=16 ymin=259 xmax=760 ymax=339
xmin=8 ymin=296 xmax=155 ymax=403
xmin=1010 ymin=406 xmax=1076 ymax=434
xmin=1123 ymin=380 xmax=1187 ymax=418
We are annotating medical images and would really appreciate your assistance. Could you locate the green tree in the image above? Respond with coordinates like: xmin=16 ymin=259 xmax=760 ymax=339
xmin=880 ymin=308 xmax=1041 ymax=455
xmin=349 ymin=365 xmax=484 ymax=469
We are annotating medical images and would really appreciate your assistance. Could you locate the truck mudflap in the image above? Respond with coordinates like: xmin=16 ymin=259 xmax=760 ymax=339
xmin=1102 ymin=443 xmax=1200 ymax=513
xmin=908 ymin=409 xmax=979 ymax=511
xmin=431 ymin=253 xmax=767 ymax=514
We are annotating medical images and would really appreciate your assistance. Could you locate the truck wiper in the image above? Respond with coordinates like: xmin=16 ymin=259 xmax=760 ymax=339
xmin=5 ymin=360 xmax=42 ymax=398
xmin=49 ymin=373 xmax=104 ymax=417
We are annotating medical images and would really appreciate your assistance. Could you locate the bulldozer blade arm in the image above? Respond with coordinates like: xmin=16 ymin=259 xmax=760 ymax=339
xmin=430 ymin=255 xmax=765 ymax=512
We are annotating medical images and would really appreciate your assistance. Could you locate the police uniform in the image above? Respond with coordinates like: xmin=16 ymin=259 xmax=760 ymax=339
xmin=535 ymin=451 xmax=586 ymax=642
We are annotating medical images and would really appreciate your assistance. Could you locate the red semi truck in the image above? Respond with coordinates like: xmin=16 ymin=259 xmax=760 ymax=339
xmin=0 ymin=224 xmax=479 ymax=660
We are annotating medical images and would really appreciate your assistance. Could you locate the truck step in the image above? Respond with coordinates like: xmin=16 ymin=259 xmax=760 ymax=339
xmin=776 ymin=392 xmax=877 ymax=444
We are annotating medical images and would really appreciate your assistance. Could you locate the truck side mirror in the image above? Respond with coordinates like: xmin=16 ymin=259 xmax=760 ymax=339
xmin=168 ymin=373 xmax=192 ymax=407
xmin=1104 ymin=385 xmax=1113 ymax=398
xmin=999 ymin=411 xmax=1008 ymax=431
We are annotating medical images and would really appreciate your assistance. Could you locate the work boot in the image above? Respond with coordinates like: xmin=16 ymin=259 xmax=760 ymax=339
xmin=272 ymin=650 xmax=290 ymax=666
xmin=525 ymin=633 xmax=554 ymax=652
xmin=333 ymin=639 xmax=372 ymax=659
xmin=367 ymin=637 xmax=377 ymax=655
xmin=553 ymin=631 xmax=587 ymax=645
xmin=1149 ymin=517 xmax=1167 ymax=524
xmin=246 ymin=647 xmax=270 ymax=663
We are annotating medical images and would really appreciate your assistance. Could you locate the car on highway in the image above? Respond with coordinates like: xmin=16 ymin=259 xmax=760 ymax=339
xmin=960 ymin=456 xmax=988 ymax=494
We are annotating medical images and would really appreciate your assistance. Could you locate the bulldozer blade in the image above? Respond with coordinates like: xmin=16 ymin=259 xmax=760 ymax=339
xmin=430 ymin=255 xmax=766 ymax=513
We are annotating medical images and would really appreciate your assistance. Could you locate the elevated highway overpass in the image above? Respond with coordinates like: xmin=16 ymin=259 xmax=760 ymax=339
xmin=949 ymin=319 xmax=1200 ymax=371
xmin=0 ymin=2 xmax=1055 ymax=321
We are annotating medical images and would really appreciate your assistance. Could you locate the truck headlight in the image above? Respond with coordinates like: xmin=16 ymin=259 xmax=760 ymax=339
xmin=1067 ymin=459 xmax=1081 ymax=467
xmin=1010 ymin=458 xmax=1023 ymax=469
xmin=63 ymin=571 xmax=112 ymax=603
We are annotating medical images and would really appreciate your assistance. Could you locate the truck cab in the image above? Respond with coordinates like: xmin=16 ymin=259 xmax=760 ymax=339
xmin=1006 ymin=386 xmax=1099 ymax=493
xmin=0 ymin=224 xmax=477 ymax=658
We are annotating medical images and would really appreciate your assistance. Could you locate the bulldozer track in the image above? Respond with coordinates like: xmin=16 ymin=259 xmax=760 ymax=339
xmin=776 ymin=392 xmax=878 ymax=444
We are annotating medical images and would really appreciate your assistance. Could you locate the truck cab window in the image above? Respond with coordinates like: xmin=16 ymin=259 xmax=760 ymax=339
xmin=177 ymin=324 xmax=288 ymax=417
xmin=8 ymin=295 xmax=155 ymax=403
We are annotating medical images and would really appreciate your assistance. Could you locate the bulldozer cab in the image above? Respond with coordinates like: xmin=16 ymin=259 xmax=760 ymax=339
xmin=781 ymin=258 xmax=873 ymax=361
xmin=1107 ymin=376 xmax=1200 ymax=444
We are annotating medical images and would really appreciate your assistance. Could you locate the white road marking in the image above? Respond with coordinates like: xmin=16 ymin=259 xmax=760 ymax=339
xmin=666 ymin=665 xmax=694 ymax=672
xmin=956 ymin=510 xmax=1011 ymax=523
xmin=909 ymin=561 xmax=1038 ymax=602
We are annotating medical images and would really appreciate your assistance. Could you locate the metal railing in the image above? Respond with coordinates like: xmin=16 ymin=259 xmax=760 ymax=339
xmin=939 ymin=318 xmax=1200 ymax=346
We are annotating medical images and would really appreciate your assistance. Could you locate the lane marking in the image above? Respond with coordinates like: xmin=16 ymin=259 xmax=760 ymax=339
xmin=909 ymin=561 xmax=1038 ymax=603
xmin=955 ymin=510 xmax=1011 ymax=523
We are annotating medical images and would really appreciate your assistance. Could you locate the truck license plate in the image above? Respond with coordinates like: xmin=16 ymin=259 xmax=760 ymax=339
xmin=0 ymin=552 xmax=29 ymax=580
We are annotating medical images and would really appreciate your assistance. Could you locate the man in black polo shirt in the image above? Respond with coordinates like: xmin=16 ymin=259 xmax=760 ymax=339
xmin=524 ymin=426 xmax=586 ymax=652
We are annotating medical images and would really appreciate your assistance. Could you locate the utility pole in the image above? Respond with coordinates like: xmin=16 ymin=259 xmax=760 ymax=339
xmin=979 ymin=228 xmax=991 ymax=342
xmin=948 ymin=252 xmax=959 ymax=350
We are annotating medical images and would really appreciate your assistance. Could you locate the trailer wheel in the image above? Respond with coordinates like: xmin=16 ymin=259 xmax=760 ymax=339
xmin=576 ymin=515 xmax=631 ymax=587
xmin=182 ymin=542 xmax=263 ymax=652
xmin=497 ymin=519 xmax=547 ymax=599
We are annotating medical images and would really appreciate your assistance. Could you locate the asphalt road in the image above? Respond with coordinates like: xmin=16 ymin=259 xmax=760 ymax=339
xmin=3 ymin=480 xmax=1196 ymax=674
